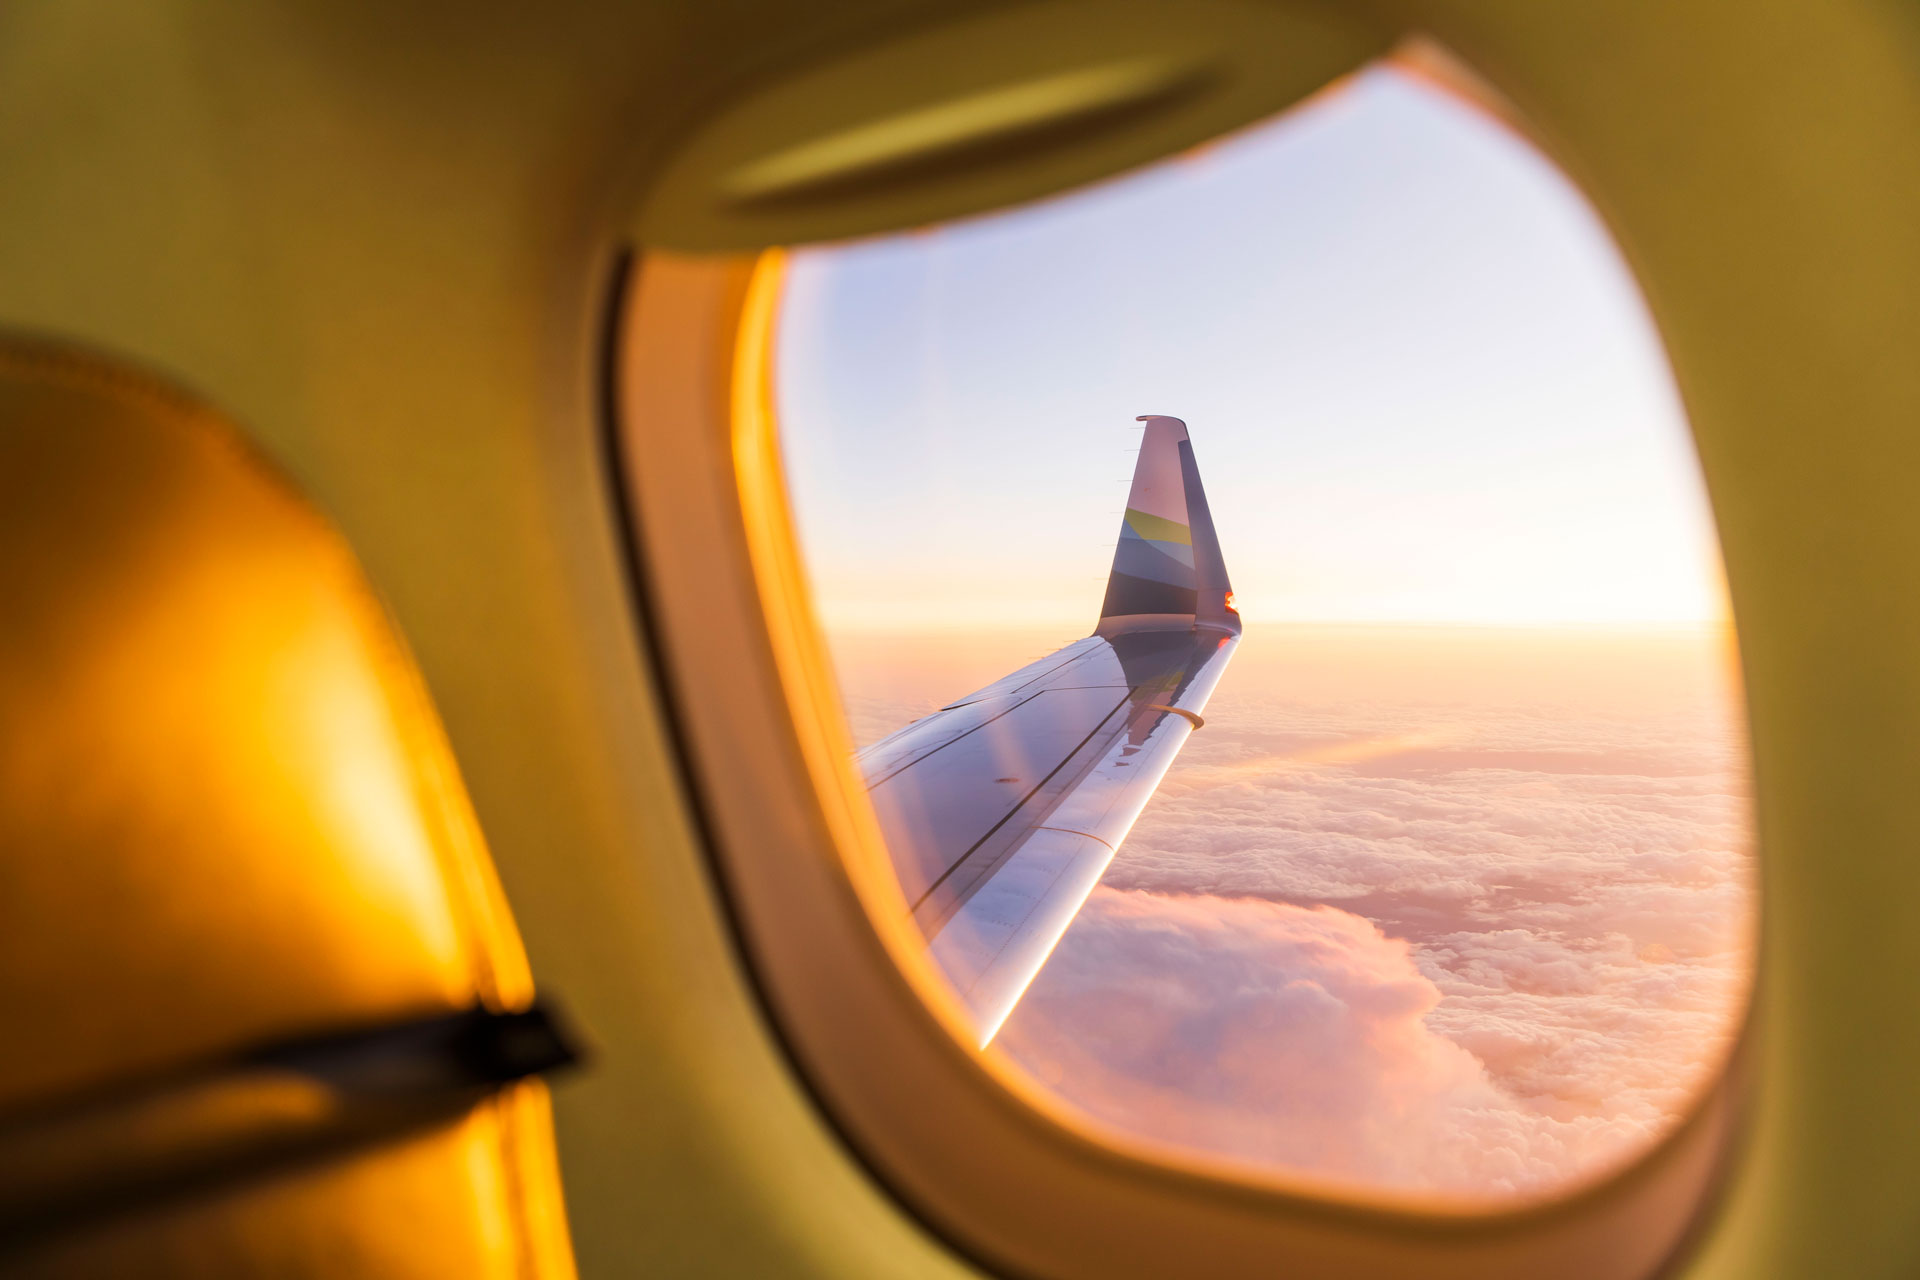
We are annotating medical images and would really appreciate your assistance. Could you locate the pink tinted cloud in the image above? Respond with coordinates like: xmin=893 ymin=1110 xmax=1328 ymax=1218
xmin=995 ymin=887 xmax=1730 ymax=1197
xmin=994 ymin=891 xmax=1496 ymax=1187
xmin=989 ymin=686 xmax=1751 ymax=1196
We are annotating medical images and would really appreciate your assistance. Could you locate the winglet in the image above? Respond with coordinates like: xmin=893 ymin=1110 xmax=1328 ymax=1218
xmin=1097 ymin=416 xmax=1239 ymax=636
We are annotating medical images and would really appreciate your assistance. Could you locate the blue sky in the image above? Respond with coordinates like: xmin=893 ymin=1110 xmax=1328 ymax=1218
xmin=775 ymin=64 xmax=1725 ymax=631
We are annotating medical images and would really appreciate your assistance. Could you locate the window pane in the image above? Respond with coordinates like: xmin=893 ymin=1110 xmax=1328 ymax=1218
xmin=773 ymin=58 xmax=1752 ymax=1201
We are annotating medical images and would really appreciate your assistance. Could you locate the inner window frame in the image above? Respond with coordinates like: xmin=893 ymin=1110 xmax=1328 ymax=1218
xmin=604 ymin=243 xmax=1748 ymax=1280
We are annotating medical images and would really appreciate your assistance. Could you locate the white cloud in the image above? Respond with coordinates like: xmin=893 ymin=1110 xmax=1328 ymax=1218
xmin=994 ymin=680 xmax=1753 ymax=1195
xmin=994 ymin=888 xmax=1691 ymax=1196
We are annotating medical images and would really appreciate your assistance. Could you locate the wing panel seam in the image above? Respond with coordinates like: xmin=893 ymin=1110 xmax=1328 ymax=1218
xmin=908 ymin=686 xmax=1136 ymax=914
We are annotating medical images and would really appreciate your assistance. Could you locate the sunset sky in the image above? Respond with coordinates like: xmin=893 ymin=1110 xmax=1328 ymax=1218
xmin=773 ymin=60 xmax=1752 ymax=1200
xmin=777 ymin=64 xmax=1727 ymax=633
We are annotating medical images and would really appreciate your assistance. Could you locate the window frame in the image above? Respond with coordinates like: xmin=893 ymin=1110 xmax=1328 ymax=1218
xmin=605 ymin=246 xmax=1748 ymax=1280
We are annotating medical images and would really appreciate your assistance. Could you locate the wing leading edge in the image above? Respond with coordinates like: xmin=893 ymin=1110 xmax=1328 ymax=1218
xmin=858 ymin=416 xmax=1240 ymax=1045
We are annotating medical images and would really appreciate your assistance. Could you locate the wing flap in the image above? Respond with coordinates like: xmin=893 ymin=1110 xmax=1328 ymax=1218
xmin=869 ymin=684 xmax=1134 ymax=902
xmin=928 ymin=828 xmax=1113 ymax=1044
xmin=862 ymin=629 xmax=1235 ymax=1043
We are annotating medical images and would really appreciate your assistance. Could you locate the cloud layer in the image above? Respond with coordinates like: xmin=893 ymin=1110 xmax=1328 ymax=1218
xmin=844 ymin=627 xmax=1754 ymax=1198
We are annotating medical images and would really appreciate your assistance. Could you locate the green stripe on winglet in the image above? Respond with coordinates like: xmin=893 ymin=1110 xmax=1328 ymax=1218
xmin=1124 ymin=507 xmax=1191 ymax=545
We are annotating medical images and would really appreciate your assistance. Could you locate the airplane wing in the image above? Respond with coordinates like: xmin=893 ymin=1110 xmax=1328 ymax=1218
xmin=858 ymin=416 xmax=1240 ymax=1045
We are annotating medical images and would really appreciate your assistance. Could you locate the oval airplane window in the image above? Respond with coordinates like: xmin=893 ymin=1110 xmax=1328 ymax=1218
xmin=761 ymin=50 xmax=1755 ymax=1204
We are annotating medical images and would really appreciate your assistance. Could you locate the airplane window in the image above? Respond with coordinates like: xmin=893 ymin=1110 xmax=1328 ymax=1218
xmin=768 ymin=55 xmax=1754 ymax=1203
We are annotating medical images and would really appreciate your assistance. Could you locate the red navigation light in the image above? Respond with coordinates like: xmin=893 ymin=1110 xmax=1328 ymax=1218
xmin=1223 ymin=590 xmax=1238 ymax=614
